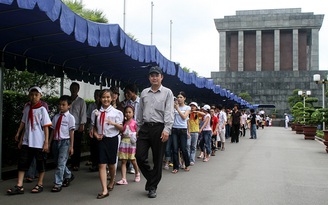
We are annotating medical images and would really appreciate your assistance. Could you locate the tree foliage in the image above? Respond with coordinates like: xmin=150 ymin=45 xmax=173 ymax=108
xmin=287 ymin=89 xmax=303 ymax=108
xmin=239 ymin=92 xmax=253 ymax=103
xmin=3 ymin=68 xmax=59 ymax=95
xmin=127 ymin=33 xmax=139 ymax=42
xmin=63 ymin=0 xmax=108 ymax=23
xmin=182 ymin=66 xmax=198 ymax=76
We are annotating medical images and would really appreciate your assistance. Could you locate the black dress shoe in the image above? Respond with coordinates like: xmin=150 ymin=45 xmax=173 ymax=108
xmin=148 ymin=189 xmax=157 ymax=198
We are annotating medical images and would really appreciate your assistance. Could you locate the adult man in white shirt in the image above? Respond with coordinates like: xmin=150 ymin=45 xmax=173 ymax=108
xmin=69 ymin=82 xmax=87 ymax=171
xmin=136 ymin=66 xmax=174 ymax=198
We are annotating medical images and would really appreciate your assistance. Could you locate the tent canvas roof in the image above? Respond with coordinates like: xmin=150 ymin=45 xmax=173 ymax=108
xmin=0 ymin=0 xmax=252 ymax=107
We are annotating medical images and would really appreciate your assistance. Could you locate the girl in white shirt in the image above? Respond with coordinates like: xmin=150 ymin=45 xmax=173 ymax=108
xmin=90 ymin=89 xmax=123 ymax=199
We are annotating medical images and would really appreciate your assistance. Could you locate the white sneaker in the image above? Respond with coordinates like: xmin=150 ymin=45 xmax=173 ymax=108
xmin=163 ymin=163 xmax=169 ymax=170
xmin=128 ymin=167 xmax=135 ymax=174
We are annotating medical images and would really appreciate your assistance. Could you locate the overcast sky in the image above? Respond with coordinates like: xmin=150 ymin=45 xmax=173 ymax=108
xmin=83 ymin=0 xmax=328 ymax=78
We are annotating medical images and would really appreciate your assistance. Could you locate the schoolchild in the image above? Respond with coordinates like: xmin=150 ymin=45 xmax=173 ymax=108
xmin=116 ymin=105 xmax=141 ymax=185
xmin=15 ymin=100 xmax=49 ymax=183
xmin=90 ymin=89 xmax=124 ymax=199
xmin=7 ymin=86 xmax=52 ymax=195
xmin=49 ymin=95 xmax=76 ymax=192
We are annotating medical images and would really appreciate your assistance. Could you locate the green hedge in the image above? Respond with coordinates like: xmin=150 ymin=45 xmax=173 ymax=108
xmin=2 ymin=91 xmax=93 ymax=167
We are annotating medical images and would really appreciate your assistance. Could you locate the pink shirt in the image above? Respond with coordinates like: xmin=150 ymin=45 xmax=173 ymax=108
xmin=123 ymin=119 xmax=137 ymax=133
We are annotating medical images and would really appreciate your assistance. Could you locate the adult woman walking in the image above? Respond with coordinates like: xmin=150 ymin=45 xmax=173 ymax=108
xmin=171 ymin=91 xmax=191 ymax=173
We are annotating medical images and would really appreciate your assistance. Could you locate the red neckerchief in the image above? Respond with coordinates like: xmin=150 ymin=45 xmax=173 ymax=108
xmin=100 ymin=111 xmax=106 ymax=134
xmin=54 ymin=113 xmax=64 ymax=140
xmin=28 ymin=101 xmax=42 ymax=129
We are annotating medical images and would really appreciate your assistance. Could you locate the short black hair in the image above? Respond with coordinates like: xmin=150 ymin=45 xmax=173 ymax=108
xmin=59 ymin=95 xmax=72 ymax=105
xmin=124 ymin=84 xmax=138 ymax=94
xmin=110 ymin=86 xmax=120 ymax=94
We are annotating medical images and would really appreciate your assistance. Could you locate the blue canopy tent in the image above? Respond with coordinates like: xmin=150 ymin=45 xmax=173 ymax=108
xmin=0 ymin=0 xmax=252 ymax=178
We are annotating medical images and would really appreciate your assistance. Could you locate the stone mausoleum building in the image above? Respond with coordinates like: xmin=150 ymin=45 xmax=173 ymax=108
xmin=212 ymin=8 xmax=325 ymax=116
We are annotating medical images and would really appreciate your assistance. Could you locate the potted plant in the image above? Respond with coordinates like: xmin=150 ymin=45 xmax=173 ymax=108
xmin=319 ymin=108 xmax=328 ymax=152
xmin=303 ymin=108 xmax=319 ymax=140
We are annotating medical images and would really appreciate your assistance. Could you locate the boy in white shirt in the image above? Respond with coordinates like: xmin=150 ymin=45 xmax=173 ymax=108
xmin=49 ymin=95 xmax=76 ymax=192
xmin=7 ymin=86 xmax=52 ymax=195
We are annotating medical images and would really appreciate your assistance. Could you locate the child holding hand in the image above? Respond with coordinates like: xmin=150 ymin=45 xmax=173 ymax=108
xmin=117 ymin=105 xmax=140 ymax=185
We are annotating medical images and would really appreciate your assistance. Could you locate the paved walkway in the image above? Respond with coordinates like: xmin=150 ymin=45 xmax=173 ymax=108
xmin=1 ymin=127 xmax=328 ymax=205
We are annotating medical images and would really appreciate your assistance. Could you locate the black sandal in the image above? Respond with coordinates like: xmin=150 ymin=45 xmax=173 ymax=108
xmin=51 ymin=186 xmax=62 ymax=192
xmin=62 ymin=174 xmax=75 ymax=187
xmin=31 ymin=184 xmax=43 ymax=193
xmin=7 ymin=185 xmax=24 ymax=195
xmin=97 ymin=192 xmax=109 ymax=199
xmin=107 ymin=183 xmax=114 ymax=191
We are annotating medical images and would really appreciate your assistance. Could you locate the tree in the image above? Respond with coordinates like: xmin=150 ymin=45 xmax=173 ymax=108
xmin=182 ymin=67 xmax=198 ymax=76
xmin=239 ymin=92 xmax=253 ymax=103
xmin=287 ymin=89 xmax=303 ymax=108
xmin=127 ymin=33 xmax=139 ymax=42
xmin=3 ymin=68 xmax=59 ymax=96
xmin=63 ymin=0 xmax=108 ymax=23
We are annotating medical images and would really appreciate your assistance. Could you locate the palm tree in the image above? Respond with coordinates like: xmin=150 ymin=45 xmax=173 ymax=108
xmin=63 ymin=0 xmax=108 ymax=23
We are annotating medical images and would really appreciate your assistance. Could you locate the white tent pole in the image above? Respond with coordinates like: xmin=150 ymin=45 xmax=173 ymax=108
xmin=60 ymin=76 xmax=64 ymax=96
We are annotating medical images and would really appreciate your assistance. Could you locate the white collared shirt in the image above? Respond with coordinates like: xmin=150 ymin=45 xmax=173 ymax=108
xmin=137 ymin=85 xmax=174 ymax=134
xmin=91 ymin=105 xmax=123 ymax=137
xmin=22 ymin=106 xmax=52 ymax=148
xmin=51 ymin=111 xmax=76 ymax=140
xmin=69 ymin=96 xmax=87 ymax=130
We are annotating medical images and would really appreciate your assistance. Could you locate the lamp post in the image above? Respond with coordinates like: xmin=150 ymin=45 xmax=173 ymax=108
xmin=298 ymin=90 xmax=311 ymax=123
xmin=170 ymin=20 xmax=173 ymax=60
xmin=123 ymin=0 xmax=126 ymax=31
xmin=313 ymin=74 xmax=328 ymax=130
xmin=150 ymin=1 xmax=154 ymax=45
